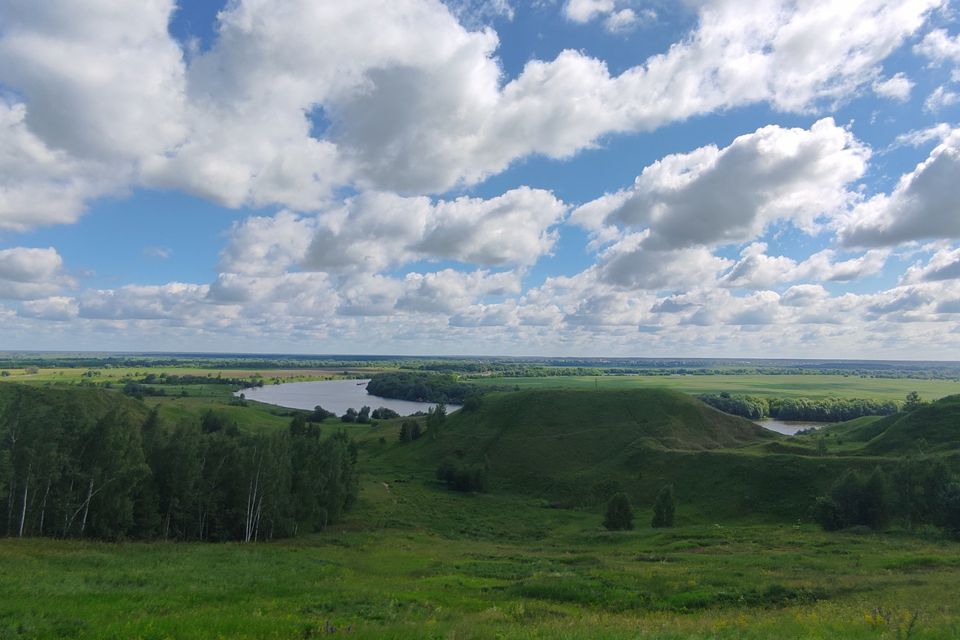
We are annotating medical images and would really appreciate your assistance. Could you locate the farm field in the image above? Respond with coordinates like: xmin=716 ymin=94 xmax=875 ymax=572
xmin=470 ymin=373 xmax=960 ymax=401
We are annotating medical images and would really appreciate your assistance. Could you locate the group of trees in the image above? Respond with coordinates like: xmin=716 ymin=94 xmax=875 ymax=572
xmin=337 ymin=405 xmax=401 ymax=424
xmin=366 ymin=372 xmax=477 ymax=404
xmin=0 ymin=387 xmax=358 ymax=541
xmin=698 ymin=393 xmax=902 ymax=422
xmin=436 ymin=458 xmax=488 ymax=493
xmin=398 ymin=420 xmax=422 ymax=442
xmin=603 ymin=486 xmax=677 ymax=531
xmin=813 ymin=460 xmax=960 ymax=537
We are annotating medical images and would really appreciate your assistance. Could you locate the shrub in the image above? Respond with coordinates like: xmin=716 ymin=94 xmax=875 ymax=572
xmin=651 ymin=485 xmax=677 ymax=528
xmin=603 ymin=492 xmax=634 ymax=530
xmin=813 ymin=468 xmax=890 ymax=531
xmin=436 ymin=458 xmax=487 ymax=492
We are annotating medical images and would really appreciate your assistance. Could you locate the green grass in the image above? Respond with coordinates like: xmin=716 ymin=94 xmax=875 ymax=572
xmin=1 ymin=480 xmax=958 ymax=639
xmin=2 ymin=382 xmax=960 ymax=638
xmin=471 ymin=373 xmax=960 ymax=401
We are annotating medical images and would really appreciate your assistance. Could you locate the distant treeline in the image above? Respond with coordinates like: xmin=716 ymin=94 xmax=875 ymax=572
xmin=698 ymin=393 xmax=901 ymax=422
xmin=0 ymin=385 xmax=357 ymax=542
xmin=136 ymin=373 xmax=264 ymax=387
xmin=409 ymin=361 xmax=960 ymax=380
xmin=366 ymin=372 xmax=478 ymax=404
xmin=3 ymin=353 xmax=959 ymax=380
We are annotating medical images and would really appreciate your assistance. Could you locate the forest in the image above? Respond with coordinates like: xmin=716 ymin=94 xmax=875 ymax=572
xmin=0 ymin=385 xmax=357 ymax=542
xmin=366 ymin=371 xmax=479 ymax=404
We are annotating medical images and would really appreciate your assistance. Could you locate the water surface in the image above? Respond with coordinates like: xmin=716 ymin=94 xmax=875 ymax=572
xmin=237 ymin=379 xmax=460 ymax=416
xmin=756 ymin=419 xmax=830 ymax=435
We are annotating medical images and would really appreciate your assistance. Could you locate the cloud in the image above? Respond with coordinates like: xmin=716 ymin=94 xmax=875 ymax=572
xmin=563 ymin=1 xmax=654 ymax=32
xmin=143 ymin=246 xmax=172 ymax=259
xmin=0 ymin=0 xmax=184 ymax=229
xmin=900 ymin=246 xmax=960 ymax=282
xmin=0 ymin=101 xmax=121 ymax=229
xmin=595 ymin=233 xmax=732 ymax=290
xmin=872 ymin=72 xmax=914 ymax=101
xmin=78 ymin=283 xmax=210 ymax=320
xmin=0 ymin=0 xmax=186 ymax=160
xmin=0 ymin=0 xmax=942 ymax=226
xmin=397 ymin=269 xmax=520 ymax=313
xmin=839 ymin=128 xmax=960 ymax=246
xmin=220 ymin=211 xmax=318 ymax=277
xmin=892 ymin=122 xmax=955 ymax=147
xmin=924 ymin=85 xmax=960 ymax=112
xmin=19 ymin=296 xmax=78 ymax=320
xmin=0 ymin=247 xmax=68 ymax=299
xmin=573 ymin=119 xmax=869 ymax=249
xmin=720 ymin=243 xmax=888 ymax=289
xmin=914 ymin=28 xmax=960 ymax=69
xmin=298 ymin=187 xmax=566 ymax=274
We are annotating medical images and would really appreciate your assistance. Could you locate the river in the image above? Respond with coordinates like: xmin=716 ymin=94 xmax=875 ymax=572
xmin=756 ymin=419 xmax=830 ymax=435
xmin=235 ymin=379 xmax=460 ymax=416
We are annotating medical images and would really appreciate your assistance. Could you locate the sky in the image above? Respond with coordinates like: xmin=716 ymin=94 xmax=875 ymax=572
xmin=1 ymin=0 xmax=960 ymax=358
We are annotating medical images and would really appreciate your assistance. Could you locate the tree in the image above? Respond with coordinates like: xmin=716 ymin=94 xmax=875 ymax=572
xmin=357 ymin=406 xmax=371 ymax=424
xmin=426 ymin=403 xmax=446 ymax=439
xmin=399 ymin=421 xmax=411 ymax=443
xmin=603 ymin=492 xmax=634 ymax=530
xmin=651 ymin=485 xmax=677 ymax=528
xmin=904 ymin=391 xmax=923 ymax=412
xmin=940 ymin=482 xmax=960 ymax=539
xmin=340 ymin=408 xmax=358 ymax=423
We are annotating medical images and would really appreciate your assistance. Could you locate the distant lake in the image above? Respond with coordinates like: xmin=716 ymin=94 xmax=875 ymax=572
xmin=756 ymin=419 xmax=830 ymax=435
xmin=236 ymin=379 xmax=460 ymax=416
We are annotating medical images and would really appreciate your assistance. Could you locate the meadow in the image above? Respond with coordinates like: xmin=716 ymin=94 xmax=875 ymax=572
xmin=1 ymin=358 xmax=959 ymax=638
xmin=2 ymin=476 xmax=958 ymax=639
xmin=471 ymin=373 xmax=960 ymax=402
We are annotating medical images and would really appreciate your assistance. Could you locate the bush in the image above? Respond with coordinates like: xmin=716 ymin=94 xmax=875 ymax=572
xmin=813 ymin=468 xmax=890 ymax=531
xmin=398 ymin=419 xmax=421 ymax=443
xmin=437 ymin=458 xmax=487 ymax=492
xmin=371 ymin=407 xmax=400 ymax=420
xmin=603 ymin=493 xmax=633 ymax=530
xmin=651 ymin=485 xmax=677 ymax=528
xmin=939 ymin=482 xmax=960 ymax=539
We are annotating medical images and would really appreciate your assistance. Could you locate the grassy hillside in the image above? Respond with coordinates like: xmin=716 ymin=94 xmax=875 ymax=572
xmin=0 ymin=382 xmax=148 ymax=428
xmin=367 ymin=389 xmax=894 ymax=521
xmin=859 ymin=395 xmax=960 ymax=455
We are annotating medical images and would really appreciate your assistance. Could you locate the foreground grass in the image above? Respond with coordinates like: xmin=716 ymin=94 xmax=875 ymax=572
xmin=2 ymin=478 xmax=959 ymax=639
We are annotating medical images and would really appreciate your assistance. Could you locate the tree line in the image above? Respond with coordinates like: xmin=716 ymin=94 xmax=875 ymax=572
xmin=698 ymin=392 xmax=901 ymax=422
xmin=813 ymin=459 xmax=960 ymax=538
xmin=0 ymin=385 xmax=357 ymax=541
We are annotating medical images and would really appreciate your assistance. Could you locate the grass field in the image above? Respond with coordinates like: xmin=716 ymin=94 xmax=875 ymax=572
xmin=1 ymin=372 xmax=959 ymax=638
xmin=0 ymin=366 xmax=384 ymax=386
xmin=471 ymin=373 xmax=960 ymax=401
xmin=2 ymin=478 xmax=958 ymax=639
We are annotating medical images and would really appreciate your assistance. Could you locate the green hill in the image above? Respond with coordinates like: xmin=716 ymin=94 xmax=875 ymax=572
xmin=859 ymin=394 xmax=960 ymax=455
xmin=0 ymin=382 xmax=148 ymax=428
xmin=375 ymin=389 xmax=885 ymax=520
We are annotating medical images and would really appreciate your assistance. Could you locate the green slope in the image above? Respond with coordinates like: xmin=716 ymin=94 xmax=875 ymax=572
xmin=0 ymin=382 xmax=148 ymax=429
xmin=859 ymin=394 xmax=960 ymax=455
xmin=374 ymin=389 xmax=885 ymax=521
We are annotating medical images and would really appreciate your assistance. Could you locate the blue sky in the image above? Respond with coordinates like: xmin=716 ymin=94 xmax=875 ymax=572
xmin=1 ymin=0 xmax=960 ymax=357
